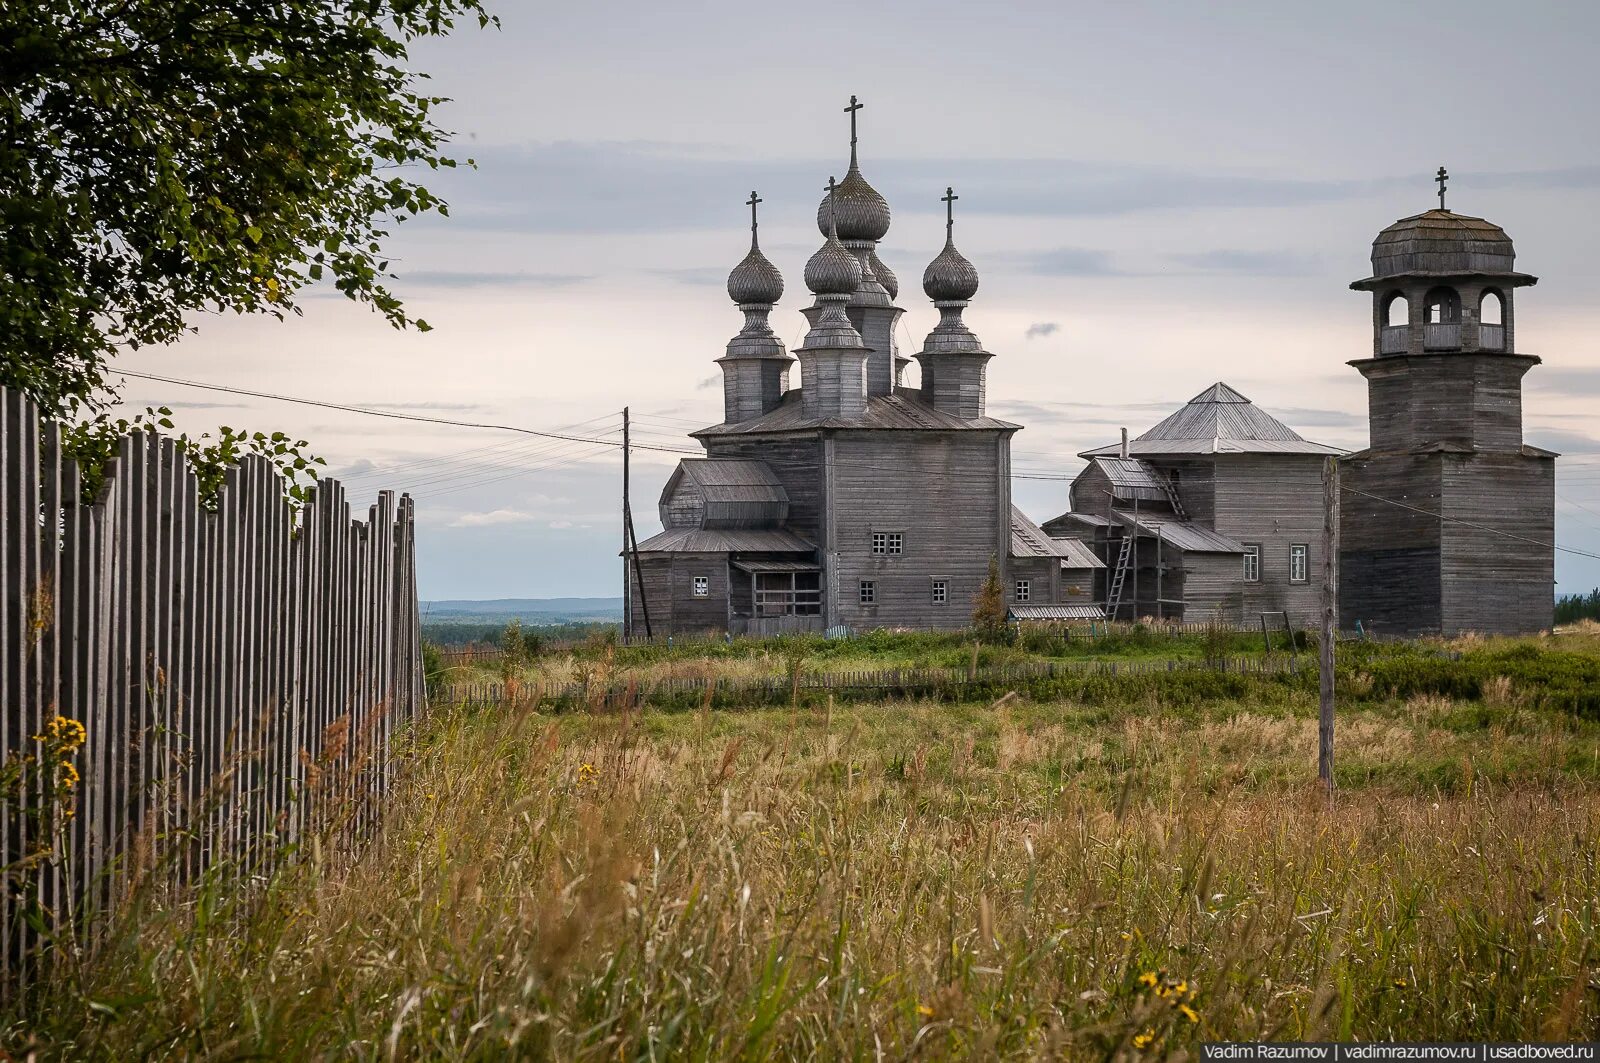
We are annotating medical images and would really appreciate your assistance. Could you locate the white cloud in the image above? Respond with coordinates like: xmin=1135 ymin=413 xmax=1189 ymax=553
xmin=449 ymin=508 xmax=540 ymax=527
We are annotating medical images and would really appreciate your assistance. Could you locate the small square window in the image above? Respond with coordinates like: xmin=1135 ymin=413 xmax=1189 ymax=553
xmin=931 ymin=579 xmax=948 ymax=604
xmin=1014 ymin=579 xmax=1031 ymax=603
xmin=886 ymin=533 xmax=903 ymax=555
xmin=1242 ymin=544 xmax=1261 ymax=583
xmin=871 ymin=532 xmax=887 ymax=555
xmin=1289 ymin=543 xmax=1309 ymax=584
xmin=692 ymin=575 xmax=709 ymax=598
xmin=859 ymin=579 xmax=876 ymax=605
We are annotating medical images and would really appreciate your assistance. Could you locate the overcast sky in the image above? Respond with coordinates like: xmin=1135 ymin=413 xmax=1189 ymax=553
xmin=119 ymin=0 xmax=1600 ymax=600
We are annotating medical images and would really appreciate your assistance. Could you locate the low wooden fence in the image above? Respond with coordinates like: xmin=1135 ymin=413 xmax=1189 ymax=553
xmin=436 ymin=619 xmax=1299 ymax=667
xmin=443 ymin=653 xmax=1303 ymax=712
xmin=1 ymin=385 xmax=423 ymax=994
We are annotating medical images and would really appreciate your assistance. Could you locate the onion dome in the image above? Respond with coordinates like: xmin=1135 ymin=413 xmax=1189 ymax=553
xmin=806 ymin=179 xmax=864 ymax=296
xmin=728 ymin=245 xmax=783 ymax=305
xmin=869 ymin=250 xmax=898 ymax=300
xmin=814 ymin=164 xmax=891 ymax=242
xmin=813 ymin=94 xmax=891 ymax=242
xmin=923 ymin=240 xmax=978 ymax=302
xmin=923 ymin=187 xmax=978 ymax=301
xmin=727 ymin=191 xmax=784 ymax=305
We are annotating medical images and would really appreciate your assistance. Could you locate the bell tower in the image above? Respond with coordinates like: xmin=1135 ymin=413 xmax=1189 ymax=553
xmin=1339 ymin=173 xmax=1555 ymax=636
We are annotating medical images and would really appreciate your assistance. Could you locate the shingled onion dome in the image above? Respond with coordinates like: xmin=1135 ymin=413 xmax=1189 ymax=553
xmin=923 ymin=229 xmax=980 ymax=303
xmin=799 ymin=177 xmax=866 ymax=350
xmin=724 ymin=191 xmax=788 ymax=360
xmin=920 ymin=186 xmax=983 ymax=353
xmin=804 ymin=211 xmax=864 ymax=298
xmin=814 ymin=95 xmax=891 ymax=243
xmin=727 ymin=238 xmax=784 ymax=306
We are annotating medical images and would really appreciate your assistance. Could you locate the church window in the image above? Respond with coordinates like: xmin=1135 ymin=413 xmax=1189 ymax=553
xmin=692 ymin=575 xmax=710 ymax=598
xmin=887 ymin=533 xmax=903 ymax=555
xmin=859 ymin=580 xmax=876 ymax=604
xmin=1015 ymin=579 xmax=1031 ymax=602
xmin=1480 ymin=289 xmax=1504 ymax=325
xmin=1384 ymin=292 xmax=1408 ymax=327
xmin=931 ymin=579 xmax=948 ymax=604
xmin=872 ymin=532 xmax=904 ymax=555
xmin=1424 ymin=287 xmax=1460 ymax=324
xmin=1242 ymin=544 xmax=1261 ymax=583
xmin=1289 ymin=544 xmax=1309 ymax=584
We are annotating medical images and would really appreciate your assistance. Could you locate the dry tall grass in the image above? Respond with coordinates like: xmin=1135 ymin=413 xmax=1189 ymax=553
xmin=12 ymin=689 xmax=1600 ymax=1059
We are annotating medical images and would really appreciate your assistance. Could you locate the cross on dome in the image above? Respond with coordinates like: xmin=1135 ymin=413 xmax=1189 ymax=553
xmin=1436 ymin=166 xmax=1449 ymax=211
xmin=942 ymin=186 xmax=959 ymax=236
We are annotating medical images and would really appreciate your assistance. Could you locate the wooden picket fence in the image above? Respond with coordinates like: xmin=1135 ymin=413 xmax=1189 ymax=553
xmin=1 ymin=385 xmax=424 ymax=994
xmin=444 ymin=653 xmax=1304 ymax=713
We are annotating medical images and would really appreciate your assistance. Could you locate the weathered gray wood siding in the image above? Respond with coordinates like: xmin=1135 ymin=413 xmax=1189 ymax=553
xmin=1208 ymin=454 xmax=1326 ymax=624
xmin=660 ymin=480 xmax=704 ymax=528
xmin=627 ymin=554 xmax=734 ymax=635
xmin=1068 ymin=465 xmax=1115 ymax=517
xmin=1360 ymin=353 xmax=1535 ymax=453
xmin=1009 ymin=558 xmax=1060 ymax=604
xmin=1339 ymin=452 xmax=1444 ymax=635
xmin=1169 ymin=552 xmax=1244 ymax=623
xmin=827 ymin=430 xmax=1011 ymax=630
xmin=1440 ymin=452 xmax=1555 ymax=634
xmin=703 ymin=435 xmax=824 ymax=540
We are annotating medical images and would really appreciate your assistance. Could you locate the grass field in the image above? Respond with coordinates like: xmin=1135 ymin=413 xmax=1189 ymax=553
xmin=9 ymin=627 xmax=1600 ymax=1058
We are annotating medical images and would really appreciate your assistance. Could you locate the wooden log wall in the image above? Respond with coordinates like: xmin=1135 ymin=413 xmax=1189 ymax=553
xmin=1 ymin=385 xmax=423 ymax=993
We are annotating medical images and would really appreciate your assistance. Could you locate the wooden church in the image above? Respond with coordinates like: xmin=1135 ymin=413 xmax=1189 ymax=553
xmin=1044 ymin=384 xmax=1341 ymax=623
xmin=626 ymin=99 xmax=1102 ymax=636
xmin=1338 ymin=182 xmax=1556 ymax=636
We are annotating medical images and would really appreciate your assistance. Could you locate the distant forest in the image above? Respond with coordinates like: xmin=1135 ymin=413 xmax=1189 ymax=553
xmin=1555 ymin=590 xmax=1600 ymax=625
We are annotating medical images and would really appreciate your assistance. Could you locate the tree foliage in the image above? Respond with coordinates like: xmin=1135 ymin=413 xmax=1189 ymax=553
xmin=60 ymin=405 xmax=326 ymax=509
xmin=971 ymin=554 xmax=1008 ymax=636
xmin=0 ymin=0 xmax=495 ymax=416
xmin=1554 ymin=590 xmax=1600 ymax=625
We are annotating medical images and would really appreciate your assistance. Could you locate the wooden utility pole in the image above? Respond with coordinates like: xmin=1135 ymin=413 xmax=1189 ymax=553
xmin=1319 ymin=456 xmax=1339 ymax=797
xmin=622 ymin=406 xmax=632 ymax=643
xmin=621 ymin=407 xmax=653 ymax=639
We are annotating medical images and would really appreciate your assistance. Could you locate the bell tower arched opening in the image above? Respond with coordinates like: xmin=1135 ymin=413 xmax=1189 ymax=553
xmin=1423 ymin=286 xmax=1461 ymax=350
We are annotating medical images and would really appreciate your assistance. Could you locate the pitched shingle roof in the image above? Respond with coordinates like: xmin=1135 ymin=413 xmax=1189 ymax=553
xmin=693 ymin=388 xmax=1019 ymax=437
xmin=1082 ymin=382 xmax=1343 ymax=457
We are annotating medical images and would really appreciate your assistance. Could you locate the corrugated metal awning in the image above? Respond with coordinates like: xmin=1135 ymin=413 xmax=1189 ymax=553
xmin=1008 ymin=605 xmax=1108 ymax=621
xmin=731 ymin=560 xmax=821 ymax=574
xmin=1117 ymin=514 xmax=1245 ymax=554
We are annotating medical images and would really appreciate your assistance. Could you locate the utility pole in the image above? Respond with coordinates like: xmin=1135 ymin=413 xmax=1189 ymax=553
xmin=621 ymin=407 xmax=653 ymax=640
xmin=1319 ymin=456 xmax=1339 ymax=798
xmin=622 ymin=406 xmax=631 ymax=643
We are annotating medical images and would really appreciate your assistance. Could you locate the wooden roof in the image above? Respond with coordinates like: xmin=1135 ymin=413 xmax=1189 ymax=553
xmin=632 ymin=527 xmax=815 ymax=554
xmin=693 ymin=387 xmax=1019 ymax=437
xmin=1010 ymin=507 xmax=1104 ymax=568
xmin=1081 ymin=382 xmax=1343 ymax=457
xmin=1117 ymin=513 xmax=1245 ymax=554
xmin=670 ymin=458 xmax=788 ymax=505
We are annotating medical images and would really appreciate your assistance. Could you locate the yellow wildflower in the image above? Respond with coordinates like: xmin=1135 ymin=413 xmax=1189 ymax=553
xmin=1137 ymin=971 xmax=1158 ymax=988
xmin=916 ymin=1003 xmax=934 ymax=1018
xmin=1178 ymin=1003 xmax=1200 ymax=1024
xmin=1133 ymin=1031 xmax=1155 ymax=1049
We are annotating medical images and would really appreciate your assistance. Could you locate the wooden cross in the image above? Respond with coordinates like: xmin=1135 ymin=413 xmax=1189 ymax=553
xmin=1436 ymin=166 xmax=1449 ymax=210
xmin=824 ymin=176 xmax=838 ymax=234
xmin=942 ymin=186 xmax=959 ymax=235
xmin=746 ymin=190 xmax=761 ymax=234
xmin=844 ymin=95 xmax=863 ymax=148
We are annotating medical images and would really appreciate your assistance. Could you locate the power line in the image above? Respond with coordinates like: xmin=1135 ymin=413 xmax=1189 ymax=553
xmin=116 ymin=370 xmax=699 ymax=457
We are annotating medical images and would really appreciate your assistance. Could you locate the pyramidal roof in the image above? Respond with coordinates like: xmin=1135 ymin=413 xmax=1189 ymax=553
xmin=1082 ymin=382 xmax=1344 ymax=457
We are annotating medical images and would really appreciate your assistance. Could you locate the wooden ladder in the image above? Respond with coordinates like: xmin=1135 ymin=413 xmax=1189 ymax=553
xmin=1106 ymin=535 xmax=1134 ymax=620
